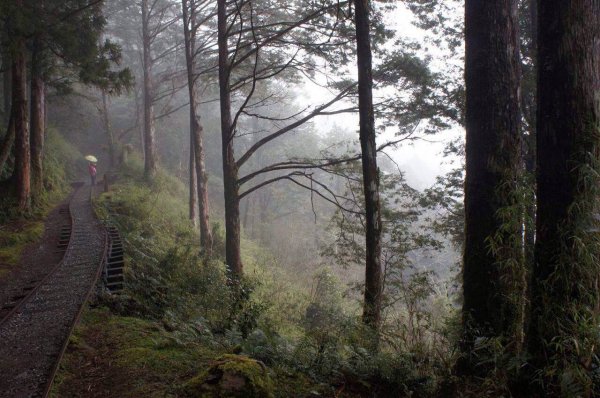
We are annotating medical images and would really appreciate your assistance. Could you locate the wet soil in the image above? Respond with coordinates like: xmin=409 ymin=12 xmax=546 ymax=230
xmin=0 ymin=191 xmax=73 ymax=318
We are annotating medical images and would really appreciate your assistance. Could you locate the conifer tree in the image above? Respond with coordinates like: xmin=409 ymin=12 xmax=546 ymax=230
xmin=182 ymin=0 xmax=213 ymax=256
xmin=528 ymin=1 xmax=600 ymax=393
xmin=461 ymin=0 xmax=522 ymax=373
xmin=354 ymin=0 xmax=383 ymax=335
xmin=0 ymin=0 xmax=131 ymax=204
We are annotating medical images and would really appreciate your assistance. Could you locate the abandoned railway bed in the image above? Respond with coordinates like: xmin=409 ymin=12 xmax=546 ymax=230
xmin=0 ymin=185 xmax=122 ymax=398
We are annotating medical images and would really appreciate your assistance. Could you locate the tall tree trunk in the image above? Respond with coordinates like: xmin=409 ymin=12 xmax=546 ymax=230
xmin=0 ymin=107 xmax=15 ymax=174
xmin=527 ymin=1 xmax=600 ymax=393
xmin=2 ymin=56 xmax=10 ymax=119
xmin=460 ymin=0 xmax=522 ymax=373
xmin=182 ymin=0 xmax=213 ymax=255
xmin=192 ymin=125 xmax=213 ymax=256
xmin=354 ymin=0 xmax=382 ymax=334
xmin=30 ymin=38 xmax=46 ymax=199
xmin=189 ymin=134 xmax=198 ymax=226
xmin=12 ymin=30 xmax=30 ymax=211
xmin=218 ymin=0 xmax=242 ymax=275
xmin=141 ymin=0 xmax=157 ymax=178
xmin=101 ymin=90 xmax=115 ymax=168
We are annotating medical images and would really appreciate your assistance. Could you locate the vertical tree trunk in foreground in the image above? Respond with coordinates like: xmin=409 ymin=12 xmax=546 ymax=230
xmin=527 ymin=1 xmax=600 ymax=393
xmin=12 ymin=31 xmax=30 ymax=211
xmin=218 ymin=0 xmax=242 ymax=275
xmin=182 ymin=0 xmax=213 ymax=256
xmin=0 ymin=108 xmax=14 ymax=174
xmin=30 ymin=38 xmax=46 ymax=199
xmin=461 ymin=0 xmax=522 ymax=373
xmin=141 ymin=0 xmax=157 ymax=179
xmin=354 ymin=0 xmax=382 ymax=334
xmin=2 ymin=57 xmax=11 ymax=119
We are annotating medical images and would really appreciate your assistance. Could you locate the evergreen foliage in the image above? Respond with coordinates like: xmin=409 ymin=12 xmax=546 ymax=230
xmin=2 ymin=0 xmax=598 ymax=396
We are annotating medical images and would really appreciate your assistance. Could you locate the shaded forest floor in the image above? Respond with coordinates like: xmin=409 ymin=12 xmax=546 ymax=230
xmin=52 ymin=307 xmax=346 ymax=397
xmin=0 ymin=192 xmax=72 ymax=313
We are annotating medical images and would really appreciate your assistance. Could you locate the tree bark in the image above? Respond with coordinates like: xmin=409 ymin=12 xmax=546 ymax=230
xmin=141 ymin=0 xmax=157 ymax=179
xmin=192 ymin=124 xmax=213 ymax=256
xmin=527 ymin=0 xmax=600 ymax=392
xmin=182 ymin=0 xmax=213 ymax=255
xmin=189 ymin=133 xmax=198 ymax=226
xmin=12 ymin=29 xmax=30 ymax=211
xmin=461 ymin=0 xmax=522 ymax=372
xmin=218 ymin=0 xmax=243 ymax=275
xmin=0 ymin=107 xmax=15 ymax=174
xmin=354 ymin=0 xmax=382 ymax=334
xmin=30 ymin=37 xmax=46 ymax=198
xmin=2 ymin=56 xmax=10 ymax=119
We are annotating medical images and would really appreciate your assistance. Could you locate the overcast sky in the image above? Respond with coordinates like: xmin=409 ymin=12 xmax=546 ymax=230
xmin=298 ymin=2 xmax=464 ymax=190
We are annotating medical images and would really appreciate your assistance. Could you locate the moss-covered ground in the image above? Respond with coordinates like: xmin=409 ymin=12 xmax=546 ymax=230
xmin=0 ymin=220 xmax=45 ymax=277
xmin=52 ymin=305 xmax=347 ymax=397
xmin=51 ymin=307 xmax=219 ymax=398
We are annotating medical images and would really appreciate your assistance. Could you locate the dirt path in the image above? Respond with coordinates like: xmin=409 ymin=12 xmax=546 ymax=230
xmin=0 ymin=192 xmax=73 ymax=316
xmin=0 ymin=186 xmax=106 ymax=398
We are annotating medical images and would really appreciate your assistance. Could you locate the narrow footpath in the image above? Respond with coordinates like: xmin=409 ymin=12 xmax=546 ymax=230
xmin=0 ymin=186 xmax=106 ymax=398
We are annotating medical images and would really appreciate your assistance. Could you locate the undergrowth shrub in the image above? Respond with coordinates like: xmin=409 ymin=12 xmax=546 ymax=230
xmin=94 ymin=159 xmax=459 ymax=397
xmin=95 ymin=163 xmax=269 ymax=342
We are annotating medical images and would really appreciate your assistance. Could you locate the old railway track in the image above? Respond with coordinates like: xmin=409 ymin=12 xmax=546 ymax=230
xmin=0 ymin=185 xmax=119 ymax=398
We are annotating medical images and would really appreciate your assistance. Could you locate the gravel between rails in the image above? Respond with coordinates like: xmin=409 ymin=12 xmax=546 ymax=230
xmin=0 ymin=186 xmax=106 ymax=398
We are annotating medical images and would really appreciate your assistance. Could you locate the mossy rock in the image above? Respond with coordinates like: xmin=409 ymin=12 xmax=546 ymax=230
xmin=185 ymin=354 xmax=274 ymax=398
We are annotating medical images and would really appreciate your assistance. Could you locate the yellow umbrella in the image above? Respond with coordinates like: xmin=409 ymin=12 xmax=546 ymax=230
xmin=85 ymin=155 xmax=98 ymax=163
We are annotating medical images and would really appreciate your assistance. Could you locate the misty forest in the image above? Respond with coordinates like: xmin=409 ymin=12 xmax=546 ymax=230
xmin=0 ymin=0 xmax=598 ymax=397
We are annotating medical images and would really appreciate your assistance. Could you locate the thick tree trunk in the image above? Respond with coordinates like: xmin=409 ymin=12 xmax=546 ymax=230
xmin=461 ymin=0 xmax=522 ymax=372
xmin=354 ymin=0 xmax=382 ymax=333
xmin=2 ymin=56 xmax=10 ymax=119
xmin=218 ymin=0 xmax=243 ymax=275
xmin=182 ymin=0 xmax=213 ymax=255
xmin=30 ymin=38 xmax=46 ymax=198
xmin=12 ymin=32 xmax=30 ymax=211
xmin=0 ymin=108 xmax=15 ymax=174
xmin=527 ymin=1 xmax=600 ymax=393
xmin=141 ymin=0 xmax=157 ymax=178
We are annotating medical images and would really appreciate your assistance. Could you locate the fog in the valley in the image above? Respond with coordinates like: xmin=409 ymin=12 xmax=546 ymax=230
xmin=42 ymin=1 xmax=463 ymax=303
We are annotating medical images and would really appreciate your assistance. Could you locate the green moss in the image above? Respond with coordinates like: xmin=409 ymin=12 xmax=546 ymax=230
xmin=52 ymin=307 xmax=220 ymax=398
xmin=0 ymin=221 xmax=44 ymax=276
xmin=184 ymin=354 xmax=274 ymax=398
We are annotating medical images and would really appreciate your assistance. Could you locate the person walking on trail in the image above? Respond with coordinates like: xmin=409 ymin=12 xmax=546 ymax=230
xmin=88 ymin=162 xmax=97 ymax=186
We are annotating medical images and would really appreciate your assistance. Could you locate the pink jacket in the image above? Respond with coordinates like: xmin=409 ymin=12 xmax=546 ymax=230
xmin=88 ymin=163 xmax=97 ymax=177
